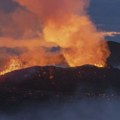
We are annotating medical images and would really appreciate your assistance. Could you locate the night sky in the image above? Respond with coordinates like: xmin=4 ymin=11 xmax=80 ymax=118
xmin=90 ymin=0 xmax=120 ymax=42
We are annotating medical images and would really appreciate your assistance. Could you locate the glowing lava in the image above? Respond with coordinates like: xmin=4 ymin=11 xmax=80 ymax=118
xmin=94 ymin=64 xmax=104 ymax=68
xmin=0 ymin=57 xmax=22 ymax=75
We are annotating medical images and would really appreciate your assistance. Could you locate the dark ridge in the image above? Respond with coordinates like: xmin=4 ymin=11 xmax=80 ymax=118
xmin=0 ymin=65 xmax=120 ymax=109
xmin=107 ymin=41 xmax=120 ymax=68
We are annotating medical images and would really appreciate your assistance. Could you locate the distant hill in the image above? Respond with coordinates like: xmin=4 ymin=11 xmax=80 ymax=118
xmin=107 ymin=41 xmax=120 ymax=68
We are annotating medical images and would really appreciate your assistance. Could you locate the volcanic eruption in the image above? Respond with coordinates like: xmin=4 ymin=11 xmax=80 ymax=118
xmin=0 ymin=0 xmax=111 ymax=75
xmin=0 ymin=1 xmax=120 ymax=111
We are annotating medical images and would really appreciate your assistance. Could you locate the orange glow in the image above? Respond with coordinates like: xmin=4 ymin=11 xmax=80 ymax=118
xmin=43 ymin=15 xmax=109 ymax=67
xmin=0 ymin=57 xmax=22 ymax=75
xmin=94 ymin=64 xmax=104 ymax=68
xmin=0 ymin=0 xmax=110 ymax=75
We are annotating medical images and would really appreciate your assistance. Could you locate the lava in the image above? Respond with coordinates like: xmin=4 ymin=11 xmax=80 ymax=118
xmin=94 ymin=64 xmax=105 ymax=68
xmin=0 ymin=57 xmax=22 ymax=75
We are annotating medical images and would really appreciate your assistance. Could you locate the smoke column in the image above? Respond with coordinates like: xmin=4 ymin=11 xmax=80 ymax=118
xmin=15 ymin=0 xmax=110 ymax=67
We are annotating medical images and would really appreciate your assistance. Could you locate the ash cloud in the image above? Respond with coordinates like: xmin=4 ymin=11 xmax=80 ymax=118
xmin=0 ymin=9 xmax=40 ymax=39
xmin=0 ymin=1 xmax=67 ymax=67
xmin=14 ymin=0 xmax=110 ymax=67
xmin=0 ymin=0 xmax=110 ymax=68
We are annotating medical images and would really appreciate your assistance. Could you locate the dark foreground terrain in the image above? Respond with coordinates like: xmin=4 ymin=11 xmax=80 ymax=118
xmin=0 ymin=65 xmax=120 ymax=109
xmin=0 ymin=42 xmax=120 ymax=117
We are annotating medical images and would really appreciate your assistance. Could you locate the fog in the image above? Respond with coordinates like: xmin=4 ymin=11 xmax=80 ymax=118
xmin=0 ymin=96 xmax=120 ymax=120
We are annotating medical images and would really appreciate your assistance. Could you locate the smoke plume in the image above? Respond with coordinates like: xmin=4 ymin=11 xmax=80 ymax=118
xmin=15 ymin=0 xmax=110 ymax=67
xmin=0 ymin=0 xmax=110 ymax=69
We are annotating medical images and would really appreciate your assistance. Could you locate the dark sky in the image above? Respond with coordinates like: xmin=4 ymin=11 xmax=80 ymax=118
xmin=0 ymin=0 xmax=20 ymax=12
xmin=90 ymin=0 xmax=120 ymax=31
xmin=0 ymin=0 xmax=120 ymax=42
xmin=89 ymin=0 xmax=120 ymax=42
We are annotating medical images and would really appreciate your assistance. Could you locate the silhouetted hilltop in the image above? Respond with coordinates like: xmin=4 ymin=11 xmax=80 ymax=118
xmin=0 ymin=65 xmax=120 ymax=107
xmin=107 ymin=41 xmax=120 ymax=68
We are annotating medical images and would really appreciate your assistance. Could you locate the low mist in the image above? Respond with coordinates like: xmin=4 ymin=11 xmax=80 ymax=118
xmin=0 ymin=96 xmax=120 ymax=120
